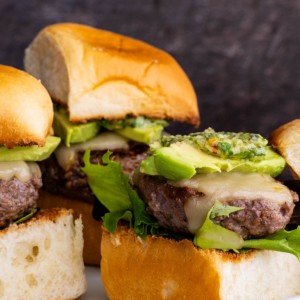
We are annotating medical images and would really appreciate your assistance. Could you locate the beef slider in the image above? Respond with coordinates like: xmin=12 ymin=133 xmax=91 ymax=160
xmin=24 ymin=23 xmax=200 ymax=266
xmin=0 ymin=65 xmax=60 ymax=228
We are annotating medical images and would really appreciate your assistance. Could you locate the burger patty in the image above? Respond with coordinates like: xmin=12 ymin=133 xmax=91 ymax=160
xmin=0 ymin=174 xmax=42 ymax=227
xmin=137 ymin=174 xmax=298 ymax=239
xmin=214 ymin=197 xmax=296 ymax=239
xmin=41 ymin=144 xmax=148 ymax=203
xmin=137 ymin=174 xmax=192 ymax=234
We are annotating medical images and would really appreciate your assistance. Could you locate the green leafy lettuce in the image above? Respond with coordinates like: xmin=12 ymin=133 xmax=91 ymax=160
xmin=82 ymin=150 xmax=164 ymax=238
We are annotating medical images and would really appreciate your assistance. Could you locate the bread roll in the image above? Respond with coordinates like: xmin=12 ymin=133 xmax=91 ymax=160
xmin=269 ymin=119 xmax=300 ymax=179
xmin=24 ymin=23 xmax=199 ymax=126
xmin=0 ymin=208 xmax=86 ymax=299
xmin=101 ymin=225 xmax=300 ymax=300
xmin=0 ymin=65 xmax=53 ymax=147
xmin=37 ymin=190 xmax=101 ymax=265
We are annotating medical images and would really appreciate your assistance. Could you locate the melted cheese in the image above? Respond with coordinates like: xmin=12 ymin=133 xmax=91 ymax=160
xmin=169 ymin=172 xmax=294 ymax=234
xmin=0 ymin=161 xmax=41 ymax=182
xmin=55 ymin=132 xmax=129 ymax=170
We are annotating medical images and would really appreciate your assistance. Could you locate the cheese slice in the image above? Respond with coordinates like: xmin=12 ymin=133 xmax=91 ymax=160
xmin=55 ymin=131 xmax=129 ymax=170
xmin=170 ymin=172 xmax=294 ymax=234
xmin=0 ymin=161 xmax=41 ymax=182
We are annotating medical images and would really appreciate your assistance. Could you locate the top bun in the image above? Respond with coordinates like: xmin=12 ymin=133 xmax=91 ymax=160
xmin=24 ymin=23 xmax=200 ymax=126
xmin=0 ymin=65 xmax=53 ymax=147
xmin=269 ymin=119 xmax=300 ymax=179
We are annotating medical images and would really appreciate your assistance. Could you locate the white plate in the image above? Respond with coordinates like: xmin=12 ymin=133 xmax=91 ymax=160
xmin=80 ymin=266 xmax=108 ymax=300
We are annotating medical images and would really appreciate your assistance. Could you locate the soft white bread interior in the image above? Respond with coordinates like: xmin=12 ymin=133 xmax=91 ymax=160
xmin=24 ymin=23 xmax=200 ymax=126
xmin=37 ymin=190 xmax=102 ymax=266
xmin=101 ymin=225 xmax=300 ymax=300
xmin=0 ymin=208 xmax=86 ymax=300
xmin=0 ymin=65 xmax=53 ymax=147
xmin=269 ymin=119 xmax=300 ymax=179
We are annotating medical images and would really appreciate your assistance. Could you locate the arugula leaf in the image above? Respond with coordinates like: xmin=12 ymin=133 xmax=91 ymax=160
xmin=15 ymin=208 xmax=38 ymax=225
xmin=210 ymin=202 xmax=243 ymax=219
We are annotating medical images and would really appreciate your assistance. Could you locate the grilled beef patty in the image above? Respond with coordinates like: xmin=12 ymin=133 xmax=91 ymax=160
xmin=214 ymin=196 xmax=297 ymax=239
xmin=137 ymin=174 xmax=298 ymax=239
xmin=40 ymin=144 xmax=148 ymax=203
xmin=0 ymin=174 xmax=42 ymax=227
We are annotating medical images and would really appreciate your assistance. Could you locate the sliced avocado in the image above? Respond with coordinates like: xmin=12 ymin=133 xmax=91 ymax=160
xmin=151 ymin=147 xmax=196 ymax=180
xmin=233 ymin=147 xmax=286 ymax=177
xmin=0 ymin=136 xmax=61 ymax=161
xmin=53 ymin=108 xmax=100 ymax=147
xmin=141 ymin=142 xmax=235 ymax=180
xmin=140 ymin=141 xmax=286 ymax=180
xmin=116 ymin=123 xmax=164 ymax=144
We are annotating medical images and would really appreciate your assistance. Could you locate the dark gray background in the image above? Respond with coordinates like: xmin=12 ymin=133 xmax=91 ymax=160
xmin=1 ymin=0 xmax=300 ymax=137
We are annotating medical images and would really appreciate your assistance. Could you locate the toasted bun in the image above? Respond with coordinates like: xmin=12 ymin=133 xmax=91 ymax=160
xmin=0 ymin=208 xmax=86 ymax=299
xmin=101 ymin=225 xmax=300 ymax=300
xmin=0 ymin=65 xmax=53 ymax=147
xmin=269 ymin=119 xmax=300 ymax=179
xmin=24 ymin=23 xmax=200 ymax=126
xmin=37 ymin=190 xmax=101 ymax=266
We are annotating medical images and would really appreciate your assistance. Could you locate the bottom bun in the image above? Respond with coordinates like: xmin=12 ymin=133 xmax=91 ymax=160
xmin=0 ymin=208 xmax=86 ymax=300
xmin=101 ymin=225 xmax=300 ymax=300
xmin=37 ymin=190 xmax=102 ymax=266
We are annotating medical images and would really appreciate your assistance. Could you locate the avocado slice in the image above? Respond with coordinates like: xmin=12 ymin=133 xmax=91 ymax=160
xmin=53 ymin=108 xmax=100 ymax=147
xmin=54 ymin=109 xmax=164 ymax=146
xmin=232 ymin=147 xmax=285 ymax=176
xmin=140 ymin=141 xmax=286 ymax=180
xmin=103 ymin=117 xmax=166 ymax=144
xmin=116 ymin=123 xmax=164 ymax=144
xmin=0 ymin=136 xmax=61 ymax=161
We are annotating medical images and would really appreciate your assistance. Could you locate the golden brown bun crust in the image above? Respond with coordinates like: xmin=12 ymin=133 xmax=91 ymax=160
xmin=101 ymin=225 xmax=300 ymax=300
xmin=24 ymin=23 xmax=200 ymax=126
xmin=0 ymin=65 xmax=53 ymax=147
xmin=269 ymin=119 xmax=300 ymax=179
xmin=0 ymin=207 xmax=73 ymax=237
xmin=37 ymin=190 xmax=101 ymax=266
